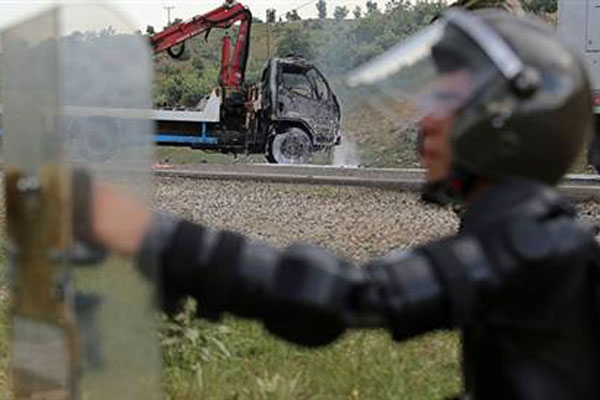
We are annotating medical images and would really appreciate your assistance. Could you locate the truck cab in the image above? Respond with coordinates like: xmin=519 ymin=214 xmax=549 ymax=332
xmin=260 ymin=57 xmax=341 ymax=164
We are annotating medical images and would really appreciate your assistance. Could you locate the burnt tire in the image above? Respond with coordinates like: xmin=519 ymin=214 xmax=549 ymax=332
xmin=267 ymin=127 xmax=313 ymax=164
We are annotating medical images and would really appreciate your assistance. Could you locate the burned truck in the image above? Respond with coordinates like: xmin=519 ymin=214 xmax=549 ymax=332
xmin=156 ymin=56 xmax=341 ymax=164
xmin=150 ymin=1 xmax=341 ymax=164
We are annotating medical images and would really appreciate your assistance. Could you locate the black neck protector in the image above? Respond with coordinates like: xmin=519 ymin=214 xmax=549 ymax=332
xmin=420 ymin=166 xmax=479 ymax=206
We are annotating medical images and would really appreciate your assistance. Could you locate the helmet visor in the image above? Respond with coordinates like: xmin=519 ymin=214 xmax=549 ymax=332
xmin=346 ymin=17 xmax=502 ymax=128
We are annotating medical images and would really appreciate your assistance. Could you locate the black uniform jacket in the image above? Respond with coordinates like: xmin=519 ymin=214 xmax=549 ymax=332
xmin=458 ymin=183 xmax=600 ymax=400
xmin=152 ymin=181 xmax=600 ymax=400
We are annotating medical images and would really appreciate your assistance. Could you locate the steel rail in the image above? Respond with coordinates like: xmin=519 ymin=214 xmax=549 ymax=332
xmin=152 ymin=164 xmax=600 ymax=201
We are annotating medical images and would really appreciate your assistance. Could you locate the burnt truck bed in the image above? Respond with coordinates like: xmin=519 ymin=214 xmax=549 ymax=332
xmin=153 ymin=90 xmax=225 ymax=148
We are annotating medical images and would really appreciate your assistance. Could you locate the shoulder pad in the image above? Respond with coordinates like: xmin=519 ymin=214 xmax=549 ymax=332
xmin=506 ymin=217 xmax=555 ymax=263
xmin=504 ymin=214 xmax=596 ymax=264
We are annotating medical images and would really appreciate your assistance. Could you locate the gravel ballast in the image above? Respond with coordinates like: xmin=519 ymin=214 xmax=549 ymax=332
xmin=154 ymin=177 xmax=600 ymax=264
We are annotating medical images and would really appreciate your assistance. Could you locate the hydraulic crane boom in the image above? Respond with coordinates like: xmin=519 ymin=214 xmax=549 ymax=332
xmin=149 ymin=0 xmax=252 ymax=90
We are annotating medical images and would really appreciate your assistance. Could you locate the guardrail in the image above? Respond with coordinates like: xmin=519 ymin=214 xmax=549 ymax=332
xmin=152 ymin=164 xmax=600 ymax=201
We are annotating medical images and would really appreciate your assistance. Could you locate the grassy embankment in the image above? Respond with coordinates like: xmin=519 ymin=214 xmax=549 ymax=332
xmin=162 ymin=307 xmax=460 ymax=400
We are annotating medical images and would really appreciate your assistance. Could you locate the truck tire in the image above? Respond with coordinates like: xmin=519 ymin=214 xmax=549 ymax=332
xmin=71 ymin=117 xmax=120 ymax=162
xmin=267 ymin=127 xmax=313 ymax=164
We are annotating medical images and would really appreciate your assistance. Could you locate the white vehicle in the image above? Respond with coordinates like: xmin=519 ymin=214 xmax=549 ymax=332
xmin=558 ymin=0 xmax=600 ymax=172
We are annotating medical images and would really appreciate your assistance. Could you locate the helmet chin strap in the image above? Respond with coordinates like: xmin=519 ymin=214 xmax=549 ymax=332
xmin=420 ymin=165 xmax=479 ymax=206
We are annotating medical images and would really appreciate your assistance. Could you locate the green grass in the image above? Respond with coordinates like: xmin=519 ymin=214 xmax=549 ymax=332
xmin=155 ymin=147 xmax=334 ymax=166
xmin=160 ymin=302 xmax=460 ymax=400
xmin=155 ymin=147 xmax=267 ymax=165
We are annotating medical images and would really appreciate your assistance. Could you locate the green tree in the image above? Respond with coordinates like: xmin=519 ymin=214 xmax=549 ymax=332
xmin=366 ymin=0 xmax=379 ymax=15
xmin=266 ymin=8 xmax=277 ymax=23
xmin=285 ymin=10 xmax=302 ymax=21
xmin=316 ymin=0 xmax=328 ymax=19
xmin=99 ymin=26 xmax=116 ymax=37
xmin=524 ymin=0 xmax=557 ymax=14
xmin=276 ymin=26 xmax=313 ymax=59
xmin=191 ymin=55 xmax=205 ymax=75
xmin=353 ymin=5 xmax=363 ymax=18
xmin=334 ymin=6 xmax=350 ymax=21
xmin=155 ymin=67 xmax=217 ymax=108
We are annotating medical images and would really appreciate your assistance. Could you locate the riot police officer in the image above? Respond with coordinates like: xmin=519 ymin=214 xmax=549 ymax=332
xmin=91 ymin=9 xmax=600 ymax=399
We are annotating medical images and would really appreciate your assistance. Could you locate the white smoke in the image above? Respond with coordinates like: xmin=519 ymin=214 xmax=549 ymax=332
xmin=333 ymin=137 xmax=360 ymax=167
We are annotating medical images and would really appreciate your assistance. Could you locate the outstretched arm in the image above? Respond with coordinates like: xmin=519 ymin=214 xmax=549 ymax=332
xmin=92 ymin=182 xmax=586 ymax=347
xmin=152 ymin=215 xmax=509 ymax=344
xmin=91 ymin=182 xmax=454 ymax=345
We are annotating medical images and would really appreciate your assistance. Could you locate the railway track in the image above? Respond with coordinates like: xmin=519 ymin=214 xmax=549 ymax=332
xmin=153 ymin=164 xmax=600 ymax=200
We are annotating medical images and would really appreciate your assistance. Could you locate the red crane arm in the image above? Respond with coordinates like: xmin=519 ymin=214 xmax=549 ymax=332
xmin=149 ymin=1 xmax=252 ymax=90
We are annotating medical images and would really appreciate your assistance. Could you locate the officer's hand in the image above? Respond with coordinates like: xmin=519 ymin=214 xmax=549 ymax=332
xmin=91 ymin=182 xmax=152 ymax=258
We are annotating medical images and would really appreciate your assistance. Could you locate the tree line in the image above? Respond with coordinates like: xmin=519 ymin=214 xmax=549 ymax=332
xmin=146 ymin=0 xmax=558 ymax=108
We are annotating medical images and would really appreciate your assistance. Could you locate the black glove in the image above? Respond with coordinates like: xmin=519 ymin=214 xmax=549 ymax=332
xmin=263 ymin=244 xmax=361 ymax=347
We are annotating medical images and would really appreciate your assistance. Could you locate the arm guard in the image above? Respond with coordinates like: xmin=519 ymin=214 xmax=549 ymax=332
xmin=158 ymin=220 xmax=362 ymax=346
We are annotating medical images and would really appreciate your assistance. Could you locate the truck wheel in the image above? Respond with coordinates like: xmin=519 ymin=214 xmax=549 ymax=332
xmin=267 ymin=128 xmax=313 ymax=164
xmin=72 ymin=117 xmax=119 ymax=162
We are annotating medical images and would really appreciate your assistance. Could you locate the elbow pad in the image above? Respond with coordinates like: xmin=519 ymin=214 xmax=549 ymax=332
xmin=362 ymin=235 xmax=496 ymax=341
xmin=363 ymin=250 xmax=448 ymax=341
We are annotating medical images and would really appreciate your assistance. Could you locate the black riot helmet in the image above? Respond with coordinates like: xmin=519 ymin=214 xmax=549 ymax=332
xmin=347 ymin=9 xmax=593 ymax=187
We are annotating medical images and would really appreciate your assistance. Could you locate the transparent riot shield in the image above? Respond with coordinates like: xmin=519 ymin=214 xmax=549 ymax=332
xmin=2 ymin=4 xmax=161 ymax=399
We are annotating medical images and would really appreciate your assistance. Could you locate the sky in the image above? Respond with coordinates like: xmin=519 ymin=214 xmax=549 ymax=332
xmin=0 ymin=0 xmax=373 ymax=34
